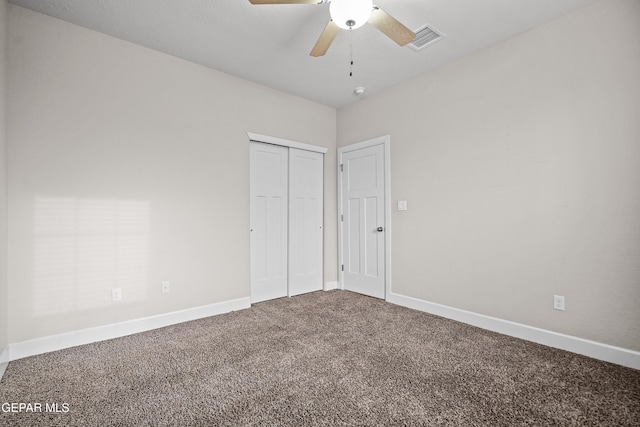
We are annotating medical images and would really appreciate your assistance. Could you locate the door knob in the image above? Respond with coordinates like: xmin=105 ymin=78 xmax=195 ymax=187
xmin=377 ymin=227 xmax=384 ymax=232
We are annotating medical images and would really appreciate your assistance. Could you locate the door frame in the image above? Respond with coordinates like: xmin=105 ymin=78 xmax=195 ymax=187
xmin=337 ymin=135 xmax=391 ymax=299
xmin=248 ymin=132 xmax=328 ymax=155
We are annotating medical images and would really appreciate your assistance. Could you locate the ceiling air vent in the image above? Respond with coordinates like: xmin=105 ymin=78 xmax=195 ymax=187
xmin=408 ymin=24 xmax=445 ymax=51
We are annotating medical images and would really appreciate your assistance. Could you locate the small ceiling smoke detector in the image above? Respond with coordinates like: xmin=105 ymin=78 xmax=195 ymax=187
xmin=354 ymin=87 xmax=366 ymax=96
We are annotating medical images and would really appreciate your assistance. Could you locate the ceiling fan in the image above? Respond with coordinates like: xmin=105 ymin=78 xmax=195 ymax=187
xmin=248 ymin=0 xmax=416 ymax=57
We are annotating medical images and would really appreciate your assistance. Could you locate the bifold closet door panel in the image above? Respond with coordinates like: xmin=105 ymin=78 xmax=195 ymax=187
xmin=289 ymin=148 xmax=324 ymax=296
xmin=250 ymin=142 xmax=288 ymax=303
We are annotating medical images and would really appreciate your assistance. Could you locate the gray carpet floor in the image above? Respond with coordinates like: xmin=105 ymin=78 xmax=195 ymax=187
xmin=1 ymin=290 xmax=639 ymax=426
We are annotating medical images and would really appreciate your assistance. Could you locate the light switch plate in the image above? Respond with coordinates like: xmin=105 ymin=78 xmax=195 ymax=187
xmin=161 ymin=281 xmax=170 ymax=294
xmin=397 ymin=200 xmax=407 ymax=211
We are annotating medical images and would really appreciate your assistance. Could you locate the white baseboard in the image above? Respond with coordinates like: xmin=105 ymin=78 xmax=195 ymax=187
xmin=0 ymin=346 xmax=9 ymax=380
xmin=387 ymin=292 xmax=640 ymax=371
xmin=9 ymin=297 xmax=251 ymax=361
xmin=324 ymin=281 xmax=338 ymax=291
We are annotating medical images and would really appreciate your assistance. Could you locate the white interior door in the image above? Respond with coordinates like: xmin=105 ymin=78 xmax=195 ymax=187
xmin=250 ymin=142 xmax=288 ymax=303
xmin=289 ymin=148 xmax=323 ymax=296
xmin=341 ymin=142 xmax=386 ymax=299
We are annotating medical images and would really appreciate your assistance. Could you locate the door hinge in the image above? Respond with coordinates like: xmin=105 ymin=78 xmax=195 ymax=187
xmin=341 ymin=264 xmax=344 ymax=271
xmin=340 ymin=164 xmax=343 ymax=172
xmin=341 ymin=214 xmax=344 ymax=221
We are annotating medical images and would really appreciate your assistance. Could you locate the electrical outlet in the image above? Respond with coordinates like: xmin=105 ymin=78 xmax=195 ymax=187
xmin=161 ymin=281 xmax=170 ymax=294
xmin=553 ymin=295 xmax=565 ymax=311
xmin=112 ymin=288 xmax=122 ymax=302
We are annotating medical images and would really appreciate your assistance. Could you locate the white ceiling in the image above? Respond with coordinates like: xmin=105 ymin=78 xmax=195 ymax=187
xmin=9 ymin=0 xmax=598 ymax=109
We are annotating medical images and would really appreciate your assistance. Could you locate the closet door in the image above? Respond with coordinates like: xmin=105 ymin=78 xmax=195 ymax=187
xmin=289 ymin=148 xmax=324 ymax=296
xmin=250 ymin=142 xmax=288 ymax=303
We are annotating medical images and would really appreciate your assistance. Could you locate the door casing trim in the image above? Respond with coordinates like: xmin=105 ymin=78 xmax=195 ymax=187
xmin=248 ymin=132 xmax=328 ymax=154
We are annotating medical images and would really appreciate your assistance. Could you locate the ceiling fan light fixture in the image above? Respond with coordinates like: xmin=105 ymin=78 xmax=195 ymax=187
xmin=330 ymin=0 xmax=373 ymax=30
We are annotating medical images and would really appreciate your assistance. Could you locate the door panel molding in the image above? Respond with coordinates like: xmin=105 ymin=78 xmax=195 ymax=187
xmin=338 ymin=135 xmax=391 ymax=299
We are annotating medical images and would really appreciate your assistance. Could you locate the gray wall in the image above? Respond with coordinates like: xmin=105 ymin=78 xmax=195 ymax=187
xmin=0 ymin=0 xmax=9 ymax=367
xmin=7 ymin=6 xmax=337 ymax=343
xmin=338 ymin=0 xmax=640 ymax=351
xmin=5 ymin=0 xmax=639 ymax=355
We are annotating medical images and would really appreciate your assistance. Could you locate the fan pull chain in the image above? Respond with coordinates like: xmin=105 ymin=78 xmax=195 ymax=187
xmin=349 ymin=29 xmax=353 ymax=77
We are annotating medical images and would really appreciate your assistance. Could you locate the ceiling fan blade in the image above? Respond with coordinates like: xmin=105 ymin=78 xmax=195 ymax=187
xmin=248 ymin=0 xmax=320 ymax=4
xmin=367 ymin=7 xmax=416 ymax=46
xmin=310 ymin=20 xmax=340 ymax=57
